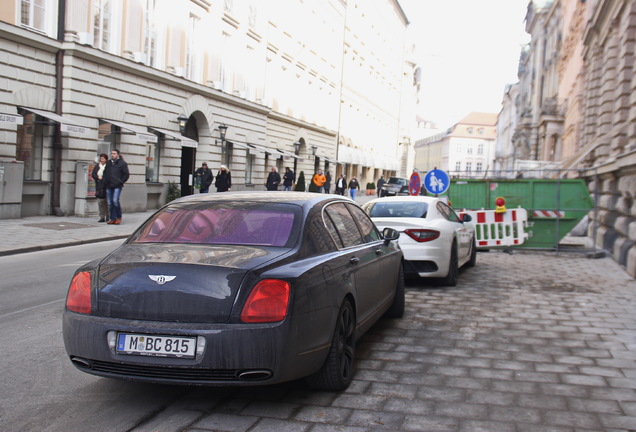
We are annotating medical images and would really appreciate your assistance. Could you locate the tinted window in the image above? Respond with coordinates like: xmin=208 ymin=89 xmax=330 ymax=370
xmin=346 ymin=203 xmax=381 ymax=243
xmin=324 ymin=203 xmax=364 ymax=248
xmin=131 ymin=202 xmax=300 ymax=247
xmin=368 ymin=201 xmax=429 ymax=218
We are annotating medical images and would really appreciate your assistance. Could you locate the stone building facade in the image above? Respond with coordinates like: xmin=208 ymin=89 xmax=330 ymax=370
xmin=499 ymin=0 xmax=636 ymax=276
xmin=0 ymin=0 xmax=416 ymax=218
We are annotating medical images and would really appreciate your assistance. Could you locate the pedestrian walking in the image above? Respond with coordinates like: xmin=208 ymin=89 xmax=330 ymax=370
xmin=104 ymin=149 xmax=129 ymax=225
xmin=312 ymin=169 xmax=326 ymax=193
xmin=215 ymin=165 xmax=232 ymax=192
xmin=194 ymin=162 xmax=213 ymax=193
xmin=91 ymin=153 xmax=109 ymax=222
xmin=377 ymin=175 xmax=385 ymax=197
xmin=335 ymin=174 xmax=346 ymax=195
xmin=348 ymin=176 xmax=360 ymax=200
xmin=282 ymin=167 xmax=295 ymax=191
xmin=266 ymin=167 xmax=281 ymax=191
xmin=324 ymin=171 xmax=331 ymax=193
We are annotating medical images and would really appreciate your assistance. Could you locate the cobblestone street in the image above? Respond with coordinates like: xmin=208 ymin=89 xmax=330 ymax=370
xmin=126 ymin=250 xmax=636 ymax=432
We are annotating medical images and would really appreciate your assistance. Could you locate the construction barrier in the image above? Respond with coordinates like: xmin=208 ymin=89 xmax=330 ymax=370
xmin=459 ymin=208 xmax=529 ymax=247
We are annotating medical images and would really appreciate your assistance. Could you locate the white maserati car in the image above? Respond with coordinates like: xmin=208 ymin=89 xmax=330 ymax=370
xmin=362 ymin=196 xmax=476 ymax=286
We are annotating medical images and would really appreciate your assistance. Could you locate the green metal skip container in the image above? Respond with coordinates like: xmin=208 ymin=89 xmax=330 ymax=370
xmin=441 ymin=178 xmax=594 ymax=249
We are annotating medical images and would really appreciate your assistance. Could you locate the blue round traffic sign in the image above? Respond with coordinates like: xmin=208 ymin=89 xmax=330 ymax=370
xmin=409 ymin=172 xmax=421 ymax=196
xmin=424 ymin=169 xmax=450 ymax=195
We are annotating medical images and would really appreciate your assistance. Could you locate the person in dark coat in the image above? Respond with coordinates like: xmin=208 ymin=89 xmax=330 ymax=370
xmin=335 ymin=174 xmax=346 ymax=195
xmin=215 ymin=165 xmax=231 ymax=192
xmin=195 ymin=162 xmax=213 ymax=193
xmin=324 ymin=172 xmax=331 ymax=193
xmin=103 ymin=148 xmax=129 ymax=225
xmin=91 ymin=153 xmax=109 ymax=222
xmin=266 ymin=167 xmax=281 ymax=191
xmin=282 ymin=167 xmax=295 ymax=191
xmin=348 ymin=176 xmax=360 ymax=200
xmin=377 ymin=175 xmax=386 ymax=197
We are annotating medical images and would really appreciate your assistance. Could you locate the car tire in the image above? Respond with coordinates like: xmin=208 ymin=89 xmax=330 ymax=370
xmin=439 ymin=241 xmax=459 ymax=286
xmin=384 ymin=263 xmax=405 ymax=318
xmin=306 ymin=300 xmax=356 ymax=391
xmin=466 ymin=238 xmax=477 ymax=268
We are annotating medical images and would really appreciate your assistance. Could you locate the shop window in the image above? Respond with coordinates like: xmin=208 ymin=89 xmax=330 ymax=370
xmin=245 ymin=153 xmax=254 ymax=184
xmin=146 ymin=136 xmax=162 ymax=182
xmin=97 ymin=121 xmax=121 ymax=156
xmin=16 ymin=112 xmax=46 ymax=180
xmin=222 ymin=141 xmax=233 ymax=167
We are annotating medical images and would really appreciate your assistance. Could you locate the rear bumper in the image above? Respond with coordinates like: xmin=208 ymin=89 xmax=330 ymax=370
xmin=62 ymin=311 xmax=328 ymax=386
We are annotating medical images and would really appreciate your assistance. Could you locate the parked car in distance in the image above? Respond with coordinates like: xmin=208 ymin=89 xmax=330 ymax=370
xmin=362 ymin=196 xmax=476 ymax=286
xmin=379 ymin=177 xmax=409 ymax=196
xmin=63 ymin=192 xmax=404 ymax=391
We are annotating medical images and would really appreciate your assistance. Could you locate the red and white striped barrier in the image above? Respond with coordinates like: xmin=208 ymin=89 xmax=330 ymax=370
xmin=459 ymin=208 xmax=529 ymax=247
xmin=532 ymin=210 xmax=565 ymax=218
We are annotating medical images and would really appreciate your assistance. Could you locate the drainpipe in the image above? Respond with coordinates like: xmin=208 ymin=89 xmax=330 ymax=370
xmin=52 ymin=0 xmax=66 ymax=216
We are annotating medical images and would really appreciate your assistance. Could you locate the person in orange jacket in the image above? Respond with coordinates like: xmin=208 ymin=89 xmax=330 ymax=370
xmin=312 ymin=169 xmax=327 ymax=193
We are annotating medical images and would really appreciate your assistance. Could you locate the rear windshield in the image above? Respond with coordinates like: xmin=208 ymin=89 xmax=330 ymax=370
xmin=367 ymin=201 xmax=429 ymax=218
xmin=130 ymin=202 xmax=301 ymax=247
xmin=387 ymin=177 xmax=407 ymax=185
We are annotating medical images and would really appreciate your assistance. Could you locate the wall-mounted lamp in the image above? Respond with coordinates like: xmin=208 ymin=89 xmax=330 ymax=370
xmin=218 ymin=124 xmax=228 ymax=142
xmin=177 ymin=114 xmax=188 ymax=135
xmin=311 ymin=145 xmax=318 ymax=157
xmin=293 ymin=141 xmax=302 ymax=155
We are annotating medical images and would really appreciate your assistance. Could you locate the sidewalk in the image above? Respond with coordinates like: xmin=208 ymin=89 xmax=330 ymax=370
xmin=0 ymin=193 xmax=379 ymax=257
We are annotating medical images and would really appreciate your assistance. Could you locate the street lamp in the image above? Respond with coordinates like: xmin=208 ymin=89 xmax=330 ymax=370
xmin=218 ymin=124 xmax=228 ymax=142
xmin=177 ymin=114 xmax=188 ymax=135
xmin=218 ymin=124 xmax=229 ymax=166
xmin=311 ymin=145 xmax=318 ymax=157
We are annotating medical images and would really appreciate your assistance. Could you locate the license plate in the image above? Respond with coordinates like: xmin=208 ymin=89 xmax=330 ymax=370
xmin=116 ymin=333 xmax=197 ymax=358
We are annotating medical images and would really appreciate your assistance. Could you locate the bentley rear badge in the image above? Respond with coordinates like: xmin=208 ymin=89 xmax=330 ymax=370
xmin=148 ymin=275 xmax=177 ymax=285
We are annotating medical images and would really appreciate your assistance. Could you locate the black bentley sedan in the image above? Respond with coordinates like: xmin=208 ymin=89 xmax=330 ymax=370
xmin=63 ymin=192 xmax=404 ymax=391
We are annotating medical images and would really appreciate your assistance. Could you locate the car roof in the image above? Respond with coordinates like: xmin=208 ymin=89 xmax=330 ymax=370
xmin=170 ymin=191 xmax=354 ymax=211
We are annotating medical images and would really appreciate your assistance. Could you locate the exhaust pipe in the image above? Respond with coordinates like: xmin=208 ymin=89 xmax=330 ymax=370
xmin=237 ymin=370 xmax=272 ymax=381
xmin=71 ymin=357 xmax=93 ymax=369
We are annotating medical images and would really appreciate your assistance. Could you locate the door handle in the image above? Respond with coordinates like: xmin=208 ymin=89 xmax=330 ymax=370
xmin=350 ymin=257 xmax=360 ymax=264
xmin=375 ymin=249 xmax=383 ymax=255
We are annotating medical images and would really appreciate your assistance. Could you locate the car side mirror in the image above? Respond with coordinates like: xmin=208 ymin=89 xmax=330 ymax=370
xmin=382 ymin=227 xmax=400 ymax=244
xmin=461 ymin=214 xmax=472 ymax=223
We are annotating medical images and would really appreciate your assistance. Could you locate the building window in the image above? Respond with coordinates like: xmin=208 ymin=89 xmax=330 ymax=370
xmin=467 ymin=145 xmax=473 ymax=154
xmin=466 ymin=162 xmax=472 ymax=172
xmin=93 ymin=0 xmax=112 ymax=51
xmin=478 ymin=143 xmax=484 ymax=155
xmin=186 ymin=13 xmax=202 ymax=81
xmin=245 ymin=153 xmax=254 ymax=184
xmin=476 ymin=162 xmax=482 ymax=172
xmin=20 ymin=0 xmax=45 ymax=31
xmin=146 ymin=136 xmax=162 ymax=182
xmin=455 ymin=161 xmax=461 ymax=172
xmin=16 ymin=112 xmax=46 ymax=180
xmin=143 ymin=0 xmax=158 ymax=67
xmin=467 ymin=127 xmax=474 ymax=134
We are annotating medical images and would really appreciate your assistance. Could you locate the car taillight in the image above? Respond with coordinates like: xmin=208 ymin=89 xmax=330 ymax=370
xmin=241 ymin=279 xmax=290 ymax=323
xmin=404 ymin=229 xmax=440 ymax=242
xmin=66 ymin=271 xmax=92 ymax=314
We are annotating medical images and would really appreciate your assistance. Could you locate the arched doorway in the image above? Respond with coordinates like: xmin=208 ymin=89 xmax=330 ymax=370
xmin=180 ymin=116 xmax=199 ymax=196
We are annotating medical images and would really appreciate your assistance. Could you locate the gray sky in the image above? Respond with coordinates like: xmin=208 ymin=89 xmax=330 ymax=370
xmin=400 ymin=0 xmax=530 ymax=128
